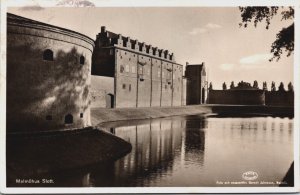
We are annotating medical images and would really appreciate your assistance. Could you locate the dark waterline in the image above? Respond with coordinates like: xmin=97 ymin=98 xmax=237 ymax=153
xmin=25 ymin=115 xmax=294 ymax=187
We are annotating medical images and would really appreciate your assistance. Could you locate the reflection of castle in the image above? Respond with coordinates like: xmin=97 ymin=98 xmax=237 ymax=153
xmin=102 ymin=117 xmax=206 ymax=186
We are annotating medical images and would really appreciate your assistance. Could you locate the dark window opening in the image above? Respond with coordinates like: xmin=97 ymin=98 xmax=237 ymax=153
xmin=122 ymin=84 xmax=126 ymax=89
xmin=146 ymin=47 xmax=150 ymax=54
xmin=65 ymin=114 xmax=73 ymax=124
xmin=80 ymin=113 xmax=83 ymax=118
xmin=80 ymin=56 xmax=85 ymax=65
xmin=120 ymin=65 xmax=125 ymax=73
xmin=153 ymin=49 xmax=156 ymax=55
xmin=46 ymin=115 xmax=52 ymax=120
xmin=43 ymin=49 xmax=53 ymax=61
xmin=129 ymin=84 xmax=131 ymax=91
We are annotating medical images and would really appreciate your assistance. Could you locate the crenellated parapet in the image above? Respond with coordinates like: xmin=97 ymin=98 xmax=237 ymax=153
xmin=96 ymin=26 xmax=176 ymax=62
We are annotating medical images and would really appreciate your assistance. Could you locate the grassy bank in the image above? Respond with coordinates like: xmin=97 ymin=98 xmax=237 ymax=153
xmin=6 ymin=127 xmax=131 ymax=186
xmin=91 ymin=104 xmax=294 ymax=126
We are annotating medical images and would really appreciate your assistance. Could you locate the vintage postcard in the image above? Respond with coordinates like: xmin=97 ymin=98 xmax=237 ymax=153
xmin=0 ymin=0 xmax=299 ymax=193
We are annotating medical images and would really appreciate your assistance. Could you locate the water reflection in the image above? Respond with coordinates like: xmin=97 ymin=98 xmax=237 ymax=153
xmin=38 ymin=115 xmax=293 ymax=187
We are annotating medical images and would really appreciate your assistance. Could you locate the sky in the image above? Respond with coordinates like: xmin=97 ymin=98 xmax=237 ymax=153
xmin=7 ymin=4 xmax=294 ymax=89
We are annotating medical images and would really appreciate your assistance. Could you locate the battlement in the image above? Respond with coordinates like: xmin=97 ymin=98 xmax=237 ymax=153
xmin=96 ymin=26 xmax=176 ymax=62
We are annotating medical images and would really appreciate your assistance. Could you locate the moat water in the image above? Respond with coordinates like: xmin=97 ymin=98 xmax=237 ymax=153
xmin=43 ymin=115 xmax=294 ymax=187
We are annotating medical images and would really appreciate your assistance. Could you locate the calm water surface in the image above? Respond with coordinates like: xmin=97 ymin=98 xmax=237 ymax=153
xmin=48 ymin=115 xmax=294 ymax=187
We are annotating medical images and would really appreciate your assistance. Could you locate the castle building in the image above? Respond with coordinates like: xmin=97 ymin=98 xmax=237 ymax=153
xmin=185 ymin=63 xmax=207 ymax=105
xmin=92 ymin=26 xmax=184 ymax=108
xmin=7 ymin=13 xmax=94 ymax=132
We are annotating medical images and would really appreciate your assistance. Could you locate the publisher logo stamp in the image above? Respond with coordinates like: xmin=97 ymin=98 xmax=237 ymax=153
xmin=242 ymin=171 xmax=258 ymax=181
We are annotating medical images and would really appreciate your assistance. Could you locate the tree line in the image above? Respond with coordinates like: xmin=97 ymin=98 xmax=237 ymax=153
xmin=209 ymin=80 xmax=293 ymax=92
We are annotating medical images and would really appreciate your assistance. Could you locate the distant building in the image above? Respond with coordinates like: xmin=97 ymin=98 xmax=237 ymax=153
xmin=185 ymin=63 xmax=207 ymax=105
xmin=92 ymin=26 xmax=184 ymax=108
xmin=208 ymin=81 xmax=294 ymax=106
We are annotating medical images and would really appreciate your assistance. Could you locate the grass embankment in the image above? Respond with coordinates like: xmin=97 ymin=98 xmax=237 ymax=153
xmin=6 ymin=127 xmax=131 ymax=184
xmin=91 ymin=104 xmax=293 ymax=126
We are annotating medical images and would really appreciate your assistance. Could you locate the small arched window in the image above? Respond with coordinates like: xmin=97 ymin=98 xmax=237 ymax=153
xmin=65 ymin=114 xmax=73 ymax=124
xmin=43 ymin=49 xmax=53 ymax=61
xmin=80 ymin=56 xmax=85 ymax=65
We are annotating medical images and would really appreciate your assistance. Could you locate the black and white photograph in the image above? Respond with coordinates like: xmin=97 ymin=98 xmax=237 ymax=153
xmin=0 ymin=0 xmax=299 ymax=193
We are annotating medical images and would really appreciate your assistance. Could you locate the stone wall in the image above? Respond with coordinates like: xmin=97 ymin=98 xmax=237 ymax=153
xmin=265 ymin=91 xmax=294 ymax=107
xmin=208 ymin=90 xmax=265 ymax=105
xmin=90 ymin=75 xmax=114 ymax=108
xmin=7 ymin=13 xmax=94 ymax=132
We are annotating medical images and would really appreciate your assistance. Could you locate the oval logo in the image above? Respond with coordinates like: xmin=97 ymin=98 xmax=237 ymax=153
xmin=242 ymin=171 xmax=258 ymax=181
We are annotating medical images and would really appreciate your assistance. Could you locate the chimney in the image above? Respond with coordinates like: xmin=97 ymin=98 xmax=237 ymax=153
xmin=101 ymin=26 xmax=106 ymax=33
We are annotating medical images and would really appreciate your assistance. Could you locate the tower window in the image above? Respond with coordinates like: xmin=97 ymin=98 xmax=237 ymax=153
xmin=80 ymin=56 xmax=85 ymax=65
xmin=80 ymin=113 xmax=83 ymax=118
xmin=46 ymin=115 xmax=52 ymax=120
xmin=122 ymin=84 xmax=126 ymax=89
xmin=129 ymin=84 xmax=131 ymax=91
xmin=65 ymin=114 xmax=73 ymax=124
xmin=43 ymin=49 xmax=53 ymax=61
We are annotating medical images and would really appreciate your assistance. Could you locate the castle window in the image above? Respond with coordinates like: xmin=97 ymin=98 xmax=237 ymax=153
xmin=138 ymin=67 xmax=143 ymax=75
xmin=125 ymin=65 xmax=130 ymax=72
xmin=80 ymin=113 xmax=83 ymax=118
xmin=46 ymin=115 xmax=52 ymax=120
xmin=120 ymin=65 xmax=125 ymax=73
xmin=122 ymin=84 xmax=126 ymax=89
xmin=43 ymin=49 xmax=53 ymax=61
xmin=65 ymin=114 xmax=73 ymax=124
xmin=129 ymin=84 xmax=131 ymax=91
xmin=80 ymin=56 xmax=85 ymax=65
xmin=131 ymin=66 xmax=136 ymax=73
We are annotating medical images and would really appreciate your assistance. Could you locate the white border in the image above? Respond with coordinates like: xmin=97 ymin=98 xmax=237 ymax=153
xmin=0 ymin=0 xmax=299 ymax=194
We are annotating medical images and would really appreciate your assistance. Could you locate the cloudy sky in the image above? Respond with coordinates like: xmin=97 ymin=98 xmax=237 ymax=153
xmin=8 ymin=4 xmax=294 ymax=89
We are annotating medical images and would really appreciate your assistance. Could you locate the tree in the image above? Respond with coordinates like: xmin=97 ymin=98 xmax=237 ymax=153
xmin=288 ymin=82 xmax=293 ymax=92
xmin=209 ymin=82 xmax=213 ymax=90
xmin=239 ymin=7 xmax=294 ymax=61
xmin=278 ymin=82 xmax=285 ymax=91
xmin=253 ymin=80 xmax=258 ymax=89
xmin=230 ymin=81 xmax=235 ymax=89
xmin=271 ymin=81 xmax=276 ymax=91
xmin=263 ymin=81 xmax=268 ymax=91
xmin=222 ymin=82 xmax=227 ymax=90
